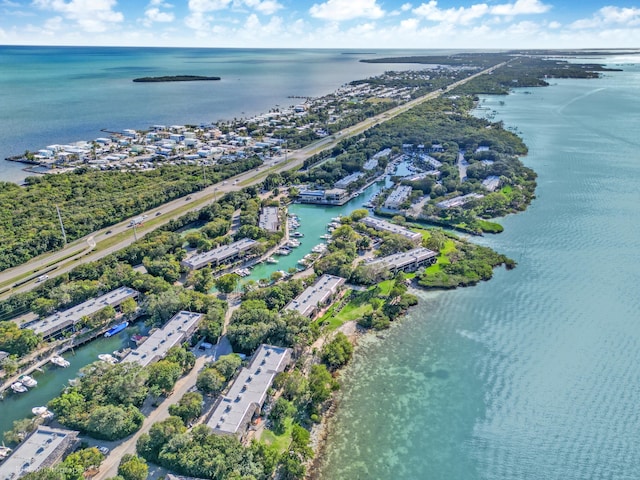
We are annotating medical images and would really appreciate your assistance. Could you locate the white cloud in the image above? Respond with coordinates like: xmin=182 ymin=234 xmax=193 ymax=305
xmin=401 ymin=3 xmax=412 ymax=12
xmin=242 ymin=0 xmax=283 ymax=16
xmin=145 ymin=7 xmax=175 ymax=24
xmin=413 ymin=1 xmax=489 ymax=25
xmin=490 ymin=0 xmax=550 ymax=16
xmin=188 ymin=0 xmax=232 ymax=13
xmin=32 ymin=0 xmax=123 ymax=32
xmin=571 ymin=6 xmax=640 ymax=29
xmin=309 ymin=0 xmax=384 ymax=22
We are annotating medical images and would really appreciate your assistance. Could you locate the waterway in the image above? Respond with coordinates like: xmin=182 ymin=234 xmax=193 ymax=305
xmin=245 ymin=181 xmax=386 ymax=283
xmin=0 ymin=326 xmax=136 ymax=438
xmin=317 ymin=59 xmax=640 ymax=479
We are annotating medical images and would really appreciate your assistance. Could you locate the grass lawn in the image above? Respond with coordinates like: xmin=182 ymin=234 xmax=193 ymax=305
xmin=261 ymin=417 xmax=293 ymax=453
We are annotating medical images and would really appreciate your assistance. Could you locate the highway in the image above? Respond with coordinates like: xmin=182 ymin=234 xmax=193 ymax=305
xmin=0 ymin=61 xmax=506 ymax=302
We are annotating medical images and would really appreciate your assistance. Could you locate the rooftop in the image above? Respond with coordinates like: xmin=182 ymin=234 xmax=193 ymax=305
xmin=26 ymin=287 xmax=139 ymax=338
xmin=207 ymin=344 xmax=291 ymax=436
xmin=0 ymin=426 xmax=78 ymax=480
xmin=122 ymin=311 xmax=203 ymax=367
xmin=367 ymin=247 xmax=437 ymax=270
xmin=258 ymin=207 xmax=280 ymax=232
xmin=284 ymin=274 xmax=345 ymax=318
xmin=360 ymin=216 xmax=422 ymax=243
xmin=181 ymin=238 xmax=257 ymax=270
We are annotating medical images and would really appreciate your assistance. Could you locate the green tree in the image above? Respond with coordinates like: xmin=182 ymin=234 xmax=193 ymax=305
xmin=212 ymin=354 xmax=242 ymax=380
xmin=137 ymin=416 xmax=186 ymax=463
xmin=269 ymin=398 xmax=296 ymax=435
xmin=86 ymin=405 xmax=144 ymax=440
xmin=120 ymin=297 xmax=137 ymax=317
xmin=308 ymin=364 xmax=338 ymax=406
xmin=118 ymin=454 xmax=148 ymax=480
xmin=146 ymin=360 xmax=182 ymax=394
xmin=196 ymin=367 xmax=225 ymax=395
xmin=168 ymin=392 xmax=203 ymax=424
xmin=215 ymin=273 xmax=240 ymax=294
xmin=321 ymin=332 xmax=354 ymax=370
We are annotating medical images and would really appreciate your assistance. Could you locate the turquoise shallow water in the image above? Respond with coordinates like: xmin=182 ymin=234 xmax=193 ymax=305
xmin=318 ymin=60 xmax=640 ymax=479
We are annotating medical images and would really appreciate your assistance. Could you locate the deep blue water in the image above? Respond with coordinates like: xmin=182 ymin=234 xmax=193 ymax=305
xmin=0 ymin=46 xmax=442 ymax=183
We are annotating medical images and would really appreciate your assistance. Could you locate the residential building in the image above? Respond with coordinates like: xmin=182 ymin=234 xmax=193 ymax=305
xmin=25 ymin=287 xmax=139 ymax=339
xmin=365 ymin=247 xmax=437 ymax=274
xmin=384 ymin=185 xmax=412 ymax=209
xmin=362 ymin=158 xmax=379 ymax=171
xmin=206 ymin=344 xmax=292 ymax=437
xmin=180 ymin=239 xmax=257 ymax=270
xmin=0 ymin=427 xmax=78 ymax=480
xmin=334 ymin=172 xmax=364 ymax=189
xmin=121 ymin=311 xmax=203 ymax=367
xmin=482 ymin=175 xmax=501 ymax=192
xmin=297 ymin=188 xmax=349 ymax=206
xmin=360 ymin=216 xmax=422 ymax=245
xmin=283 ymin=274 xmax=346 ymax=319
xmin=436 ymin=193 xmax=485 ymax=209
xmin=258 ymin=207 xmax=280 ymax=232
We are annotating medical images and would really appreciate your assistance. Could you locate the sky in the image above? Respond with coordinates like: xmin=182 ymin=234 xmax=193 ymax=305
xmin=2 ymin=0 xmax=640 ymax=48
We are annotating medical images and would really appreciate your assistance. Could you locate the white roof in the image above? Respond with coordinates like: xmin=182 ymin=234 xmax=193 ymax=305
xmin=207 ymin=345 xmax=291 ymax=435
xmin=122 ymin=311 xmax=202 ymax=367
xmin=27 ymin=287 xmax=139 ymax=338
xmin=0 ymin=427 xmax=78 ymax=480
xmin=284 ymin=274 xmax=345 ymax=318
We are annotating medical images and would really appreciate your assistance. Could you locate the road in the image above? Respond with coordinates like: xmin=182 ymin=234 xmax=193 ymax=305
xmin=0 ymin=61 xmax=506 ymax=302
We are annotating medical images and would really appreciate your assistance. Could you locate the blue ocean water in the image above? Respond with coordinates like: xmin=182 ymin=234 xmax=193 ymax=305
xmin=0 ymin=46 xmax=439 ymax=183
xmin=318 ymin=59 xmax=640 ymax=479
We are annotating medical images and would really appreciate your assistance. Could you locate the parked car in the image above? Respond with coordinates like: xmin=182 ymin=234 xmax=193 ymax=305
xmin=97 ymin=446 xmax=109 ymax=455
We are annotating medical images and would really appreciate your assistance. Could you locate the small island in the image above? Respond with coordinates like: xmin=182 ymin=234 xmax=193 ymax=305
xmin=132 ymin=75 xmax=221 ymax=83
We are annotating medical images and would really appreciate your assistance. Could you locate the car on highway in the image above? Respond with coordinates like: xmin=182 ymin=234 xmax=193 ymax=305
xmin=155 ymin=212 xmax=161 ymax=216
xmin=105 ymin=230 xmax=112 ymax=235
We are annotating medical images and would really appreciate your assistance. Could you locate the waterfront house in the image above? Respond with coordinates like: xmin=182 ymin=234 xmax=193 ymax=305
xmin=180 ymin=238 xmax=258 ymax=270
xmin=364 ymin=247 xmax=438 ymax=275
xmin=121 ymin=311 xmax=202 ymax=367
xmin=283 ymin=274 xmax=346 ymax=319
xmin=206 ymin=344 xmax=292 ymax=437
xmin=0 ymin=426 xmax=79 ymax=480
xmin=384 ymin=185 xmax=412 ymax=209
xmin=24 ymin=287 xmax=140 ymax=340
xmin=360 ymin=216 xmax=423 ymax=245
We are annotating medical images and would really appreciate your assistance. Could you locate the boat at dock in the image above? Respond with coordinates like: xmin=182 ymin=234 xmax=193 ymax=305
xmin=19 ymin=375 xmax=37 ymax=388
xmin=32 ymin=407 xmax=54 ymax=419
xmin=291 ymin=231 xmax=304 ymax=238
xmin=0 ymin=446 xmax=12 ymax=460
xmin=234 ymin=268 xmax=251 ymax=277
xmin=265 ymin=256 xmax=278 ymax=264
xmin=50 ymin=355 xmax=70 ymax=368
xmin=275 ymin=248 xmax=291 ymax=255
xmin=10 ymin=382 xmax=27 ymax=393
xmin=104 ymin=321 xmax=129 ymax=338
xmin=98 ymin=353 xmax=118 ymax=364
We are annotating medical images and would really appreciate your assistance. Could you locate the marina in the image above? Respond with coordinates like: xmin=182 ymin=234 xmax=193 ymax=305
xmin=0 ymin=325 xmax=136 ymax=438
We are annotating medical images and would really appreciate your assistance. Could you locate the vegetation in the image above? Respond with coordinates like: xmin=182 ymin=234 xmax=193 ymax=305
xmin=0 ymin=157 xmax=261 ymax=270
xmin=168 ymin=391 xmax=204 ymax=424
xmin=20 ymin=447 xmax=105 ymax=480
xmin=137 ymin=418 xmax=275 ymax=479
xmin=0 ymin=321 xmax=40 ymax=356
xmin=321 ymin=332 xmax=354 ymax=370
xmin=117 ymin=454 xmax=148 ymax=480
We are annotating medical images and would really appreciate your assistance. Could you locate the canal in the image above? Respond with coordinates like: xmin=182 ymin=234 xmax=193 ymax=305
xmin=245 ymin=179 xmax=389 ymax=283
xmin=0 ymin=325 xmax=139 ymax=439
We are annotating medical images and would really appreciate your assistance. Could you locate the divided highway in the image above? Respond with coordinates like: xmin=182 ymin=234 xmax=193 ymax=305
xmin=0 ymin=61 xmax=506 ymax=301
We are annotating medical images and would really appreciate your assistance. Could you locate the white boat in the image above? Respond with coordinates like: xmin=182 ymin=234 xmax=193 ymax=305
xmin=19 ymin=375 xmax=37 ymax=388
xmin=11 ymin=382 xmax=27 ymax=393
xmin=50 ymin=355 xmax=70 ymax=368
xmin=275 ymin=248 xmax=291 ymax=256
xmin=291 ymin=231 xmax=304 ymax=238
xmin=98 ymin=354 xmax=118 ymax=364
xmin=265 ymin=256 xmax=278 ymax=264
xmin=287 ymin=239 xmax=301 ymax=247
xmin=0 ymin=446 xmax=12 ymax=459
xmin=320 ymin=234 xmax=332 ymax=240
xmin=32 ymin=406 xmax=53 ymax=418
xmin=312 ymin=244 xmax=327 ymax=253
